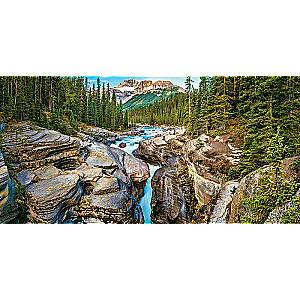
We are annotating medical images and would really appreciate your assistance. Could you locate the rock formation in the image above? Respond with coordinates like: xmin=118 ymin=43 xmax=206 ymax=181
xmin=134 ymin=133 xmax=176 ymax=165
xmin=228 ymin=157 xmax=299 ymax=224
xmin=0 ymin=122 xmax=149 ymax=224
xmin=151 ymin=156 xmax=196 ymax=224
xmin=0 ymin=151 xmax=18 ymax=223
xmin=113 ymin=78 xmax=185 ymax=104
xmin=135 ymin=129 xmax=298 ymax=224
xmin=0 ymin=120 xmax=18 ymax=223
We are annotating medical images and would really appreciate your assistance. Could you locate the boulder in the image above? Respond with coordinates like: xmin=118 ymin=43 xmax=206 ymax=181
xmin=86 ymin=144 xmax=118 ymax=169
xmin=25 ymin=174 xmax=83 ymax=223
xmin=108 ymin=147 xmax=150 ymax=184
xmin=135 ymin=135 xmax=174 ymax=165
xmin=72 ymin=164 xmax=102 ymax=182
xmin=151 ymin=156 xmax=194 ymax=224
xmin=93 ymin=176 xmax=120 ymax=195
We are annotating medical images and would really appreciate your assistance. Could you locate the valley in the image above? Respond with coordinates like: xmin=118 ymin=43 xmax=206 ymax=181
xmin=0 ymin=76 xmax=299 ymax=224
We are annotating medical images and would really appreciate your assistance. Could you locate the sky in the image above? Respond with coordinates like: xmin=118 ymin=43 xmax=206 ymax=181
xmin=87 ymin=76 xmax=200 ymax=88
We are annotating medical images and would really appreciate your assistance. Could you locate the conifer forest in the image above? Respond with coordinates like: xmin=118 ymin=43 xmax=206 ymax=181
xmin=0 ymin=76 xmax=299 ymax=224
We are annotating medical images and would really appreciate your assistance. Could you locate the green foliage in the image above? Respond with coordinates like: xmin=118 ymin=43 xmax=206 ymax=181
xmin=128 ymin=76 xmax=300 ymax=178
xmin=281 ymin=196 xmax=300 ymax=224
xmin=123 ymin=87 xmax=182 ymax=110
xmin=241 ymin=129 xmax=300 ymax=224
xmin=14 ymin=182 xmax=30 ymax=223
xmin=0 ymin=76 xmax=126 ymax=133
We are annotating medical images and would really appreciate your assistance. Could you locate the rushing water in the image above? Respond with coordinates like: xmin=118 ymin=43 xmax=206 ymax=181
xmin=111 ymin=126 xmax=163 ymax=224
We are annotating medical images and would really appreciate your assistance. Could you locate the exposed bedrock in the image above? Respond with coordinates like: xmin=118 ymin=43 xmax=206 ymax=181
xmin=228 ymin=157 xmax=299 ymax=224
xmin=1 ymin=122 xmax=148 ymax=223
xmin=151 ymin=156 xmax=196 ymax=224
xmin=2 ymin=122 xmax=82 ymax=171
xmin=0 ymin=120 xmax=18 ymax=223
xmin=137 ymin=132 xmax=244 ymax=223
xmin=0 ymin=151 xmax=18 ymax=223
xmin=134 ymin=134 xmax=175 ymax=165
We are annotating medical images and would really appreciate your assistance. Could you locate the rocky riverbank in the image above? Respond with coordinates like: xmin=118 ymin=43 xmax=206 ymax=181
xmin=134 ymin=130 xmax=299 ymax=224
xmin=0 ymin=121 xmax=149 ymax=224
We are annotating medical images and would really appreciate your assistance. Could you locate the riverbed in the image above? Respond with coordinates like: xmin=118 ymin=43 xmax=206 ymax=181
xmin=111 ymin=127 xmax=163 ymax=224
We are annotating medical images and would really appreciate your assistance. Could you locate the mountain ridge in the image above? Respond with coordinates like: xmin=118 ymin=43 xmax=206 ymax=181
xmin=113 ymin=78 xmax=185 ymax=105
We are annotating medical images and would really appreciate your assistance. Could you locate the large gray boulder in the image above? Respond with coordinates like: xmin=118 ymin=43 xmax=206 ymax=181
xmin=25 ymin=174 xmax=83 ymax=223
xmin=151 ymin=156 xmax=194 ymax=224
xmin=108 ymin=146 xmax=150 ymax=184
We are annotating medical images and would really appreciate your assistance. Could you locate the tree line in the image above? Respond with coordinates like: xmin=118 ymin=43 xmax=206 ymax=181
xmin=128 ymin=76 xmax=300 ymax=178
xmin=0 ymin=76 xmax=128 ymax=135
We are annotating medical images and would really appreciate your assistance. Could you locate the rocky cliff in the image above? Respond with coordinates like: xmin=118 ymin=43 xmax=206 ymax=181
xmin=0 ymin=122 xmax=149 ymax=224
xmin=135 ymin=130 xmax=299 ymax=224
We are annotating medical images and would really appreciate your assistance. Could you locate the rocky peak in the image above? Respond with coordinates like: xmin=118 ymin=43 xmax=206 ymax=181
xmin=153 ymin=80 xmax=174 ymax=89
xmin=113 ymin=79 xmax=185 ymax=104
xmin=117 ymin=78 xmax=139 ymax=88
xmin=134 ymin=80 xmax=154 ymax=94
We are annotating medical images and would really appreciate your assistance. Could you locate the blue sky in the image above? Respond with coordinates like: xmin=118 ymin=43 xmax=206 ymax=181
xmin=87 ymin=76 xmax=200 ymax=88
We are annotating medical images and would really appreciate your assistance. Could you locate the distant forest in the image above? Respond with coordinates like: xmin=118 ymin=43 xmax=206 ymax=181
xmin=0 ymin=76 xmax=299 ymax=179
xmin=0 ymin=76 xmax=129 ymax=135
xmin=128 ymin=76 xmax=300 ymax=178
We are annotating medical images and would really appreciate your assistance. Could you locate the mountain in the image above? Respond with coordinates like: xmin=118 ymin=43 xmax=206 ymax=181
xmin=122 ymin=86 xmax=183 ymax=110
xmin=113 ymin=79 xmax=185 ymax=108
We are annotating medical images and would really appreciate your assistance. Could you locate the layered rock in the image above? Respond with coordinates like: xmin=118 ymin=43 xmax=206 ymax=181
xmin=134 ymin=134 xmax=176 ymax=165
xmin=0 ymin=151 xmax=18 ymax=223
xmin=26 ymin=173 xmax=83 ymax=223
xmin=79 ymin=126 xmax=119 ymax=145
xmin=151 ymin=156 xmax=196 ymax=224
xmin=2 ymin=122 xmax=82 ymax=171
xmin=1 ymin=122 xmax=148 ymax=224
xmin=69 ymin=174 xmax=144 ymax=224
xmin=138 ymin=130 xmax=245 ymax=223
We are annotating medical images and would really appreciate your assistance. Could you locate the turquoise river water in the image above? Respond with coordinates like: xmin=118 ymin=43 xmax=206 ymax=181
xmin=111 ymin=127 xmax=163 ymax=224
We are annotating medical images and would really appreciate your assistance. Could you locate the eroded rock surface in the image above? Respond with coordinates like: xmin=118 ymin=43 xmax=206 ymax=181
xmin=209 ymin=181 xmax=239 ymax=223
xmin=2 ymin=122 xmax=82 ymax=171
xmin=1 ymin=122 xmax=148 ymax=224
xmin=134 ymin=134 xmax=175 ymax=165
xmin=228 ymin=158 xmax=299 ymax=224
xmin=151 ymin=156 xmax=196 ymax=224
xmin=0 ymin=152 xmax=18 ymax=223
xmin=26 ymin=173 xmax=83 ymax=223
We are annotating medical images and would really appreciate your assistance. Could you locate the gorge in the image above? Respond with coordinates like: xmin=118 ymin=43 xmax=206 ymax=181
xmin=0 ymin=76 xmax=299 ymax=224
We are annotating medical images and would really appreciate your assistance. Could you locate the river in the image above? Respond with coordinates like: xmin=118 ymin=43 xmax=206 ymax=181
xmin=111 ymin=126 xmax=163 ymax=224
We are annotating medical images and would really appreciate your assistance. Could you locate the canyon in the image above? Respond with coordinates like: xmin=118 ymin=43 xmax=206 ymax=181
xmin=0 ymin=118 xmax=298 ymax=224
